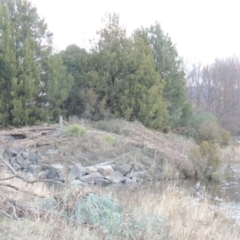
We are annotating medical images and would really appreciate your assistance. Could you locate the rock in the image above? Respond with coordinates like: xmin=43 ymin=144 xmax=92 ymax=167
xmin=126 ymin=171 xmax=147 ymax=179
xmin=85 ymin=166 xmax=98 ymax=174
xmin=133 ymin=177 xmax=143 ymax=182
xmin=97 ymin=165 xmax=114 ymax=177
xmin=29 ymin=151 xmax=41 ymax=165
xmin=10 ymin=157 xmax=17 ymax=165
xmin=105 ymin=171 xmax=125 ymax=183
xmin=21 ymin=172 xmax=35 ymax=182
xmin=27 ymin=165 xmax=41 ymax=178
xmin=38 ymin=170 xmax=50 ymax=180
xmin=4 ymin=147 xmax=19 ymax=160
xmin=68 ymin=163 xmax=87 ymax=180
xmin=47 ymin=168 xmax=60 ymax=180
xmin=123 ymin=178 xmax=137 ymax=184
xmin=16 ymin=155 xmax=24 ymax=164
xmin=50 ymin=164 xmax=65 ymax=181
xmin=21 ymin=159 xmax=32 ymax=171
xmin=80 ymin=172 xmax=103 ymax=184
xmin=95 ymin=161 xmax=114 ymax=167
xmin=116 ymin=164 xmax=133 ymax=176
xmin=12 ymin=163 xmax=21 ymax=171
xmin=95 ymin=178 xmax=112 ymax=186
xmin=22 ymin=151 xmax=29 ymax=159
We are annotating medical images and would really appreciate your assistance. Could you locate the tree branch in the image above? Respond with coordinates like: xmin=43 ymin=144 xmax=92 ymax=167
xmin=0 ymin=155 xmax=65 ymax=186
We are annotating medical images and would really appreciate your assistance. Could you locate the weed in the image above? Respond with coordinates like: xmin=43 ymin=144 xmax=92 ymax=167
xmin=102 ymin=134 xmax=116 ymax=146
xmin=64 ymin=124 xmax=87 ymax=137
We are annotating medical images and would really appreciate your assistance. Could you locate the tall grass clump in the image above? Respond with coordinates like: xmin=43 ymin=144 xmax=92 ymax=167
xmin=64 ymin=124 xmax=87 ymax=137
xmin=187 ymin=140 xmax=226 ymax=180
xmin=102 ymin=134 xmax=116 ymax=146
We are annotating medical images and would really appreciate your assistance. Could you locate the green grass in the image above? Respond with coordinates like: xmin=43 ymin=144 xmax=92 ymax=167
xmin=64 ymin=124 xmax=87 ymax=137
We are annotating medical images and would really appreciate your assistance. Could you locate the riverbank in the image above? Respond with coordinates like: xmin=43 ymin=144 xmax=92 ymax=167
xmin=0 ymin=179 xmax=239 ymax=239
xmin=1 ymin=119 xmax=240 ymax=239
xmin=0 ymin=119 xmax=238 ymax=183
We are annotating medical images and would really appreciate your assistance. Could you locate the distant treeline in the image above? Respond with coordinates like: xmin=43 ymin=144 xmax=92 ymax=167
xmin=187 ymin=57 xmax=240 ymax=133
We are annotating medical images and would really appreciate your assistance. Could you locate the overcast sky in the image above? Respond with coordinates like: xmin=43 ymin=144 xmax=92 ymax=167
xmin=30 ymin=0 xmax=240 ymax=65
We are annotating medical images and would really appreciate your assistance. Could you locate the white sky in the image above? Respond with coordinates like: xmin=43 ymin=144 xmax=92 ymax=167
xmin=30 ymin=0 xmax=240 ymax=65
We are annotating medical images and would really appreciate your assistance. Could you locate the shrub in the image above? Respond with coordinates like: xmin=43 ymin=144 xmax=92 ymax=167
xmin=72 ymin=194 xmax=122 ymax=235
xmin=64 ymin=124 xmax=87 ymax=137
xmin=102 ymin=134 xmax=116 ymax=146
xmin=188 ymin=140 xmax=222 ymax=180
xmin=70 ymin=193 xmax=166 ymax=238
xmin=187 ymin=112 xmax=232 ymax=146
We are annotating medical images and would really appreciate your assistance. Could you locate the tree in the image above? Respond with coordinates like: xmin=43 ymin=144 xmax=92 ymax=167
xmin=0 ymin=0 xmax=71 ymax=125
xmin=187 ymin=57 xmax=240 ymax=133
xmin=41 ymin=53 xmax=74 ymax=120
xmin=89 ymin=14 xmax=168 ymax=129
xmin=61 ymin=44 xmax=91 ymax=116
xmin=142 ymin=23 xmax=191 ymax=127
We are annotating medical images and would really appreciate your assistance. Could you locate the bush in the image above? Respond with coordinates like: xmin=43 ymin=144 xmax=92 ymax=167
xmin=72 ymin=194 xmax=122 ymax=235
xmin=70 ymin=193 xmax=165 ymax=238
xmin=65 ymin=124 xmax=87 ymax=137
xmin=188 ymin=140 xmax=222 ymax=180
xmin=102 ymin=134 xmax=116 ymax=146
xmin=187 ymin=112 xmax=232 ymax=146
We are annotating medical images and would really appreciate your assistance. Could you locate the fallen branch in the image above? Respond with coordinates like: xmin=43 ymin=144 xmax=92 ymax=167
xmin=0 ymin=176 xmax=15 ymax=181
xmin=0 ymin=183 xmax=46 ymax=198
xmin=0 ymin=155 xmax=65 ymax=186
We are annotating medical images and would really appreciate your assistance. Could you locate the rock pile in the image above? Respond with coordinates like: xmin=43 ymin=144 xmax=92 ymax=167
xmin=3 ymin=147 xmax=146 ymax=186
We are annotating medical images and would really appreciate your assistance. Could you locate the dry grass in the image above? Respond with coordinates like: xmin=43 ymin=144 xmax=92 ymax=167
xmin=114 ymin=184 xmax=240 ymax=240
xmin=1 ymin=119 xmax=239 ymax=181
xmin=1 ymin=119 xmax=240 ymax=239
xmin=0 ymin=179 xmax=239 ymax=240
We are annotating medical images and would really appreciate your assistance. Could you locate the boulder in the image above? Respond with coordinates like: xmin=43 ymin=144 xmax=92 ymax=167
xmin=21 ymin=159 xmax=32 ymax=171
xmin=20 ymin=172 xmax=35 ymax=182
xmin=116 ymin=164 xmax=133 ymax=176
xmin=29 ymin=151 xmax=41 ymax=165
xmin=12 ymin=163 xmax=21 ymax=171
xmin=38 ymin=169 xmax=50 ymax=180
xmin=95 ymin=178 xmax=112 ymax=186
xmin=68 ymin=163 xmax=87 ymax=180
xmin=126 ymin=171 xmax=147 ymax=179
xmin=46 ymin=168 xmax=60 ymax=180
xmin=97 ymin=165 xmax=114 ymax=177
xmin=27 ymin=165 xmax=41 ymax=177
xmin=123 ymin=178 xmax=137 ymax=184
xmin=50 ymin=164 xmax=65 ymax=181
xmin=105 ymin=171 xmax=125 ymax=183
xmin=22 ymin=151 xmax=29 ymax=159
xmin=4 ymin=147 xmax=19 ymax=160
xmin=80 ymin=172 xmax=103 ymax=184
xmin=85 ymin=166 xmax=98 ymax=174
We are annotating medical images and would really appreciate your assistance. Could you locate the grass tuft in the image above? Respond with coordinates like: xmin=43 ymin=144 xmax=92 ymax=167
xmin=64 ymin=124 xmax=87 ymax=137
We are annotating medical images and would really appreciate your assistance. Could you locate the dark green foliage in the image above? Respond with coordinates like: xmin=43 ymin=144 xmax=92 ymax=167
xmin=0 ymin=0 xmax=72 ymax=126
xmin=61 ymin=17 xmax=189 ymax=130
xmin=41 ymin=54 xmax=74 ymax=120
xmin=139 ymin=23 xmax=192 ymax=127
xmin=65 ymin=14 xmax=168 ymax=129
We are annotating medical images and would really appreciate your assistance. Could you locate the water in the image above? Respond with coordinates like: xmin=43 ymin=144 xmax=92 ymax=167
xmin=107 ymin=168 xmax=240 ymax=222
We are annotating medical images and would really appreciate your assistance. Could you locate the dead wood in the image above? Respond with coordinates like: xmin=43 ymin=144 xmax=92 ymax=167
xmin=0 ymin=155 xmax=65 ymax=186
xmin=0 ymin=183 xmax=46 ymax=198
